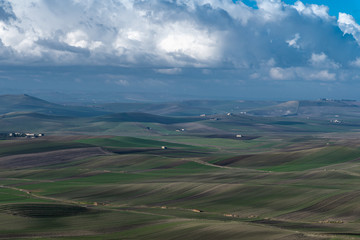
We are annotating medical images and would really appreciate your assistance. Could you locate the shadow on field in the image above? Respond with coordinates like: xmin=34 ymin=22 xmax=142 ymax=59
xmin=0 ymin=203 xmax=93 ymax=218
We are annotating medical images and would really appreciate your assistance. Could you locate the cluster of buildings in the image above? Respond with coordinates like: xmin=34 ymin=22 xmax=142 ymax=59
xmin=330 ymin=119 xmax=342 ymax=124
xmin=8 ymin=132 xmax=45 ymax=138
xmin=175 ymin=128 xmax=185 ymax=132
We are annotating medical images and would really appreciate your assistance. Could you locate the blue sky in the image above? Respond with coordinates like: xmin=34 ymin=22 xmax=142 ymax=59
xmin=242 ymin=0 xmax=360 ymax=20
xmin=285 ymin=0 xmax=360 ymax=20
xmin=1 ymin=0 xmax=360 ymax=101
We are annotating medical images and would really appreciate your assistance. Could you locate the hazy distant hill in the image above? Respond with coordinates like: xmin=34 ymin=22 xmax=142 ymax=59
xmin=1 ymin=94 xmax=360 ymax=120
xmin=97 ymin=112 xmax=200 ymax=124
xmin=96 ymin=100 xmax=281 ymax=116
xmin=0 ymin=94 xmax=56 ymax=111
xmin=0 ymin=94 xmax=106 ymax=117
xmin=297 ymin=100 xmax=360 ymax=118
xmin=247 ymin=99 xmax=360 ymax=119
xmin=247 ymin=101 xmax=299 ymax=117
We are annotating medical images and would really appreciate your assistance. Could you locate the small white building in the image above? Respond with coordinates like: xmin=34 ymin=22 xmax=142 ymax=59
xmin=330 ymin=119 xmax=341 ymax=124
xmin=25 ymin=133 xmax=36 ymax=138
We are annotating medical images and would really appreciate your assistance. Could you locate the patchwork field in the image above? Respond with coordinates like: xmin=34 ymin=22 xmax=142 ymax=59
xmin=1 ymin=130 xmax=360 ymax=239
xmin=2 ymin=96 xmax=360 ymax=239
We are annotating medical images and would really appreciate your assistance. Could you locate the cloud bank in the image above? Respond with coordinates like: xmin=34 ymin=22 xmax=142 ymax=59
xmin=1 ymin=0 xmax=360 ymax=98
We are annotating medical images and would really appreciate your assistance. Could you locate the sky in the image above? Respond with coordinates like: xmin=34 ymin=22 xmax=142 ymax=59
xmin=1 ymin=0 xmax=360 ymax=102
xmin=284 ymin=0 xmax=360 ymax=21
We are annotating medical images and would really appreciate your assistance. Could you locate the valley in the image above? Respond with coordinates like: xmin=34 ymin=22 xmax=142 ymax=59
xmin=0 ymin=95 xmax=360 ymax=239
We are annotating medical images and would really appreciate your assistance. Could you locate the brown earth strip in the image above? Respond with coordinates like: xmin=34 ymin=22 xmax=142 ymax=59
xmin=152 ymin=184 xmax=229 ymax=206
xmin=280 ymin=190 xmax=360 ymax=220
xmin=215 ymin=155 xmax=254 ymax=166
xmin=252 ymin=219 xmax=334 ymax=231
xmin=214 ymin=152 xmax=300 ymax=168
xmin=277 ymin=233 xmax=326 ymax=240
xmin=0 ymin=147 xmax=110 ymax=169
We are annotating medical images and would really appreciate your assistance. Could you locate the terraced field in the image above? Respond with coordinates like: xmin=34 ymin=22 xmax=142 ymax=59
xmin=2 ymin=116 xmax=360 ymax=239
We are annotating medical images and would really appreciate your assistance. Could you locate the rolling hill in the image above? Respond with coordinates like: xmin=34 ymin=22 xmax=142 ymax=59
xmin=0 ymin=94 xmax=106 ymax=117
xmin=2 ymin=94 xmax=360 ymax=239
xmin=2 ymin=94 xmax=360 ymax=119
xmin=246 ymin=99 xmax=360 ymax=119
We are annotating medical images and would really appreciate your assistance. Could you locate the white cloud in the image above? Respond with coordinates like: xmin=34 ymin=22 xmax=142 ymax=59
xmin=309 ymin=53 xmax=340 ymax=69
xmin=269 ymin=67 xmax=294 ymax=80
xmin=350 ymin=57 xmax=360 ymax=68
xmin=63 ymin=30 xmax=89 ymax=49
xmin=155 ymin=68 xmax=182 ymax=75
xmin=126 ymin=30 xmax=142 ymax=41
xmin=310 ymin=52 xmax=327 ymax=64
xmin=198 ymin=0 xmax=253 ymax=25
xmin=286 ymin=33 xmax=300 ymax=48
xmin=292 ymin=1 xmax=305 ymax=12
xmin=115 ymin=79 xmax=129 ymax=86
xmin=0 ymin=0 xmax=357 ymax=85
xmin=0 ymin=21 xmax=41 ymax=56
xmin=292 ymin=1 xmax=332 ymax=20
xmin=338 ymin=13 xmax=360 ymax=44
xmin=157 ymin=22 xmax=220 ymax=63
xmin=256 ymin=0 xmax=286 ymax=21
xmin=309 ymin=70 xmax=336 ymax=81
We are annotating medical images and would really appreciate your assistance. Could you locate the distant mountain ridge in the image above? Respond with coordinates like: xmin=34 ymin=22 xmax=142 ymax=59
xmin=0 ymin=94 xmax=360 ymax=119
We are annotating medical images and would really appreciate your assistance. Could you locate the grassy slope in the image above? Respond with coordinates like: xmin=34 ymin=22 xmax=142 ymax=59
xmin=75 ymin=136 xmax=190 ymax=148
xmin=262 ymin=146 xmax=360 ymax=172
xmin=1 ymin=127 xmax=360 ymax=238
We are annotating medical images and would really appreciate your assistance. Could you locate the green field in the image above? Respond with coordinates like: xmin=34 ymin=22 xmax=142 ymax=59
xmin=1 ymin=131 xmax=360 ymax=239
xmin=2 ymin=97 xmax=360 ymax=239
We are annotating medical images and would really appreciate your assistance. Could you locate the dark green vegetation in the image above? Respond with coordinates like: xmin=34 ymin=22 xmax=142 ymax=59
xmin=2 ymin=95 xmax=360 ymax=239
xmin=0 ymin=203 xmax=90 ymax=218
